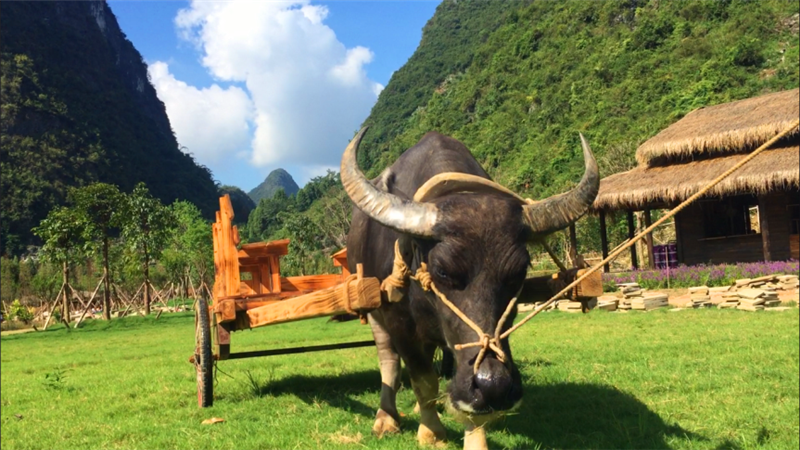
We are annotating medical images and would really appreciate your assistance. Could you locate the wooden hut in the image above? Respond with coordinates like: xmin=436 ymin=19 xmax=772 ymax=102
xmin=592 ymin=88 xmax=799 ymax=269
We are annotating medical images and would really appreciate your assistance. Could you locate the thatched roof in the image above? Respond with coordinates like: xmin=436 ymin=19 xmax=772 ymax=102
xmin=636 ymin=88 xmax=799 ymax=167
xmin=593 ymin=145 xmax=799 ymax=211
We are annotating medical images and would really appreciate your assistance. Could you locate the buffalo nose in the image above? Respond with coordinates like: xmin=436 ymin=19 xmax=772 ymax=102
xmin=474 ymin=357 xmax=513 ymax=411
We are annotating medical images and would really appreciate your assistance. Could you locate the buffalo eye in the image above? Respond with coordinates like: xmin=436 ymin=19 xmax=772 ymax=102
xmin=435 ymin=267 xmax=448 ymax=279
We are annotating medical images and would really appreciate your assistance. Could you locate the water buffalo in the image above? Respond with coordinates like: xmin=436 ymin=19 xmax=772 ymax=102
xmin=342 ymin=128 xmax=599 ymax=449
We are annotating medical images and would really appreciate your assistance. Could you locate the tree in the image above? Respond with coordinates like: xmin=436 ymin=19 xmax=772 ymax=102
xmin=162 ymin=201 xmax=213 ymax=299
xmin=69 ymin=183 xmax=124 ymax=320
xmin=32 ymin=206 xmax=89 ymax=321
xmin=122 ymin=183 xmax=175 ymax=315
xmin=245 ymin=189 xmax=295 ymax=242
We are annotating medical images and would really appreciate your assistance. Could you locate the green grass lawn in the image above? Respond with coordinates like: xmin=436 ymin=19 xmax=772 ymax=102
xmin=1 ymin=308 xmax=798 ymax=450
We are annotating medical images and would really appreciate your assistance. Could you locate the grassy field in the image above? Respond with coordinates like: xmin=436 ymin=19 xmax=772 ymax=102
xmin=1 ymin=307 xmax=798 ymax=450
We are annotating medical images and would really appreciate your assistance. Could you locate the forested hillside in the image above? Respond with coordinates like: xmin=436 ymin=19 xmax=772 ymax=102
xmin=361 ymin=0 xmax=799 ymax=196
xmin=0 ymin=0 xmax=219 ymax=256
xmin=245 ymin=0 xmax=798 ymax=274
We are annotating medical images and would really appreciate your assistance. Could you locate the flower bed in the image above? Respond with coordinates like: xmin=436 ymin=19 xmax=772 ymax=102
xmin=602 ymin=260 xmax=799 ymax=291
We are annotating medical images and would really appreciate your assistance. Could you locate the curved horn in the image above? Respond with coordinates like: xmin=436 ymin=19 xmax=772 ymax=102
xmin=523 ymin=133 xmax=600 ymax=235
xmin=340 ymin=127 xmax=439 ymax=237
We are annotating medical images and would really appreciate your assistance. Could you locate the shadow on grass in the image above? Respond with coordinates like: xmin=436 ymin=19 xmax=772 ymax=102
xmin=249 ymin=369 xmax=465 ymax=441
xmin=219 ymin=367 xmax=701 ymax=449
xmin=256 ymin=369 xmax=382 ymax=419
xmin=496 ymin=381 xmax=703 ymax=449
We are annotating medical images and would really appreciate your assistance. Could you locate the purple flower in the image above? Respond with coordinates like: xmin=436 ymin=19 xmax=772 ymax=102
xmin=601 ymin=259 xmax=798 ymax=289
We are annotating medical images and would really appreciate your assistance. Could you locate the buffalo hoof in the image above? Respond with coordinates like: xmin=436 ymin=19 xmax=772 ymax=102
xmin=372 ymin=409 xmax=400 ymax=438
xmin=417 ymin=421 xmax=447 ymax=447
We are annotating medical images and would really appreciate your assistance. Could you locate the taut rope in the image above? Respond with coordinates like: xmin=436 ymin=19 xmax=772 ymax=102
xmin=382 ymin=118 xmax=799 ymax=375
xmin=501 ymin=117 xmax=799 ymax=340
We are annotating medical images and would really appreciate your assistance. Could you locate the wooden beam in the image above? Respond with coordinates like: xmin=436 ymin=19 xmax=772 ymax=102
xmin=281 ymin=274 xmax=344 ymax=292
xmin=269 ymin=256 xmax=281 ymax=293
xmin=246 ymin=276 xmax=381 ymax=329
xmin=644 ymin=209 xmax=655 ymax=269
xmin=674 ymin=211 xmax=684 ymax=264
xmin=627 ymin=210 xmax=638 ymax=269
xmin=758 ymin=196 xmax=772 ymax=261
xmin=599 ymin=210 xmax=609 ymax=273
xmin=568 ymin=223 xmax=578 ymax=267
xmin=238 ymin=239 xmax=290 ymax=258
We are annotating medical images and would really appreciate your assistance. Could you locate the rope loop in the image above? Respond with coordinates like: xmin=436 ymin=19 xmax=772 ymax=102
xmin=380 ymin=240 xmax=411 ymax=292
xmin=341 ymin=274 xmax=358 ymax=315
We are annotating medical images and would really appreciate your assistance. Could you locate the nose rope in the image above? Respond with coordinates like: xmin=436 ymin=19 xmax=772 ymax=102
xmin=384 ymin=242 xmax=519 ymax=374
xmin=412 ymin=262 xmax=517 ymax=374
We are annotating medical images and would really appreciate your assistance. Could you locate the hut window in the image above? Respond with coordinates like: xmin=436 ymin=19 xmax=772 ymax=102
xmin=701 ymin=195 xmax=758 ymax=238
xmin=790 ymin=203 xmax=800 ymax=235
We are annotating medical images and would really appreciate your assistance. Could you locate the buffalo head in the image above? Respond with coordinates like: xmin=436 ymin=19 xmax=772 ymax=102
xmin=341 ymin=128 xmax=599 ymax=424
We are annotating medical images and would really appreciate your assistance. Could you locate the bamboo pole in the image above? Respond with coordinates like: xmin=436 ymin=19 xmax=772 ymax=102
xmin=538 ymin=239 xmax=568 ymax=272
xmin=188 ymin=276 xmax=199 ymax=300
xmin=130 ymin=282 xmax=145 ymax=303
xmin=42 ymin=283 xmax=66 ymax=331
xmin=69 ymin=284 xmax=89 ymax=311
xmin=148 ymin=281 xmax=166 ymax=308
xmin=72 ymin=275 xmax=105 ymax=327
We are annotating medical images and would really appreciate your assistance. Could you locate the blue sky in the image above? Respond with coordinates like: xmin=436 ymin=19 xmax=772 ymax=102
xmin=108 ymin=0 xmax=440 ymax=192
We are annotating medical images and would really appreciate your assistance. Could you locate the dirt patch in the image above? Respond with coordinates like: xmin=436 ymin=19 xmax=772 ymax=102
xmin=1 ymin=327 xmax=37 ymax=336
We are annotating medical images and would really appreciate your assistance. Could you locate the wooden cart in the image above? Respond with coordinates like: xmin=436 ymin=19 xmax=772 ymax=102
xmin=191 ymin=195 xmax=603 ymax=408
xmin=191 ymin=195 xmax=382 ymax=407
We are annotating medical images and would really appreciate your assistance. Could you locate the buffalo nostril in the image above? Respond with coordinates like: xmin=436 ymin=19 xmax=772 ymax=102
xmin=473 ymin=358 xmax=513 ymax=410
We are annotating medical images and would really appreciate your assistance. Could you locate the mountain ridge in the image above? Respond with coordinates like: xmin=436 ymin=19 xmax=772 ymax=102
xmin=248 ymin=169 xmax=300 ymax=204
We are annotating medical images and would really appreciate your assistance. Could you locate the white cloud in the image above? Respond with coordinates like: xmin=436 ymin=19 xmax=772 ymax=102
xmin=155 ymin=0 xmax=382 ymax=172
xmin=147 ymin=61 xmax=253 ymax=165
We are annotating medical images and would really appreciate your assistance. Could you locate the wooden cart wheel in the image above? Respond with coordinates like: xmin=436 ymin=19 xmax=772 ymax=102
xmin=433 ymin=346 xmax=455 ymax=379
xmin=194 ymin=297 xmax=214 ymax=408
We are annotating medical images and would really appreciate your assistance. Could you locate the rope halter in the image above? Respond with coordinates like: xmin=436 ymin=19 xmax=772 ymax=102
xmin=387 ymin=243 xmax=520 ymax=374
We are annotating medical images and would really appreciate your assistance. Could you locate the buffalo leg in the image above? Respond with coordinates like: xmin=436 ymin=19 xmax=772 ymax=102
xmin=464 ymin=424 xmax=488 ymax=450
xmin=368 ymin=311 xmax=401 ymax=437
xmin=410 ymin=368 xmax=447 ymax=446
xmin=405 ymin=344 xmax=446 ymax=447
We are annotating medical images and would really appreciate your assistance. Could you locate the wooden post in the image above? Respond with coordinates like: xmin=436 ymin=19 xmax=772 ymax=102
xmin=62 ymin=262 xmax=70 ymax=323
xmin=42 ymin=284 xmax=64 ymax=331
xmin=674 ymin=212 xmax=684 ymax=264
xmin=758 ymin=196 xmax=772 ymax=261
xmin=102 ymin=237 xmax=112 ymax=320
xmin=644 ymin=209 xmax=655 ymax=269
xmin=539 ymin=239 xmax=568 ymax=272
xmin=599 ymin=210 xmax=609 ymax=273
xmin=269 ymin=256 xmax=281 ymax=293
xmin=568 ymin=223 xmax=578 ymax=267
xmin=627 ymin=210 xmax=638 ymax=269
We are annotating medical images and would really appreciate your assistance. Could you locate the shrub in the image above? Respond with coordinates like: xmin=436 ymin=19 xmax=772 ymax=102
xmin=8 ymin=299 xmax=34 ymax=323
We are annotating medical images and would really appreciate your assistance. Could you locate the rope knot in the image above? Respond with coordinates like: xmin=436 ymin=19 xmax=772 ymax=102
xmin=380 ymin=240 xmax=411 ymax=302
xmin=411 ymin=263 xmax=433 ymax=291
